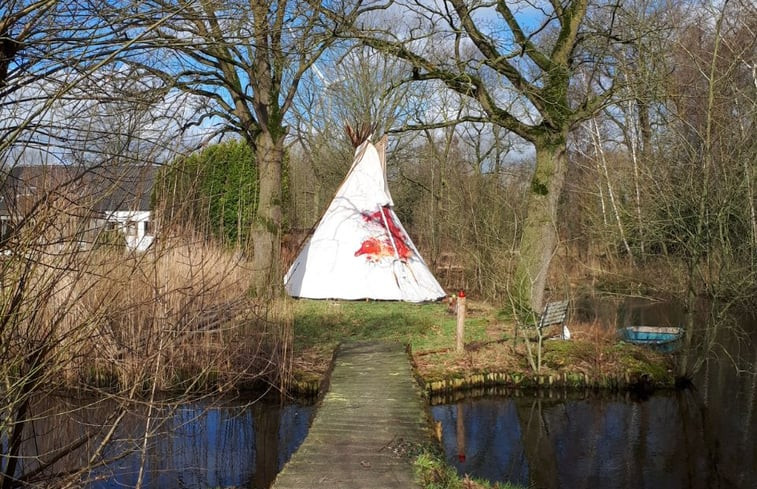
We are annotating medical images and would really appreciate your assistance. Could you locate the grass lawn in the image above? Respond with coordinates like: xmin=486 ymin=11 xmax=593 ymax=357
xmin=289 ymin=298 xmax=676 ymax=393
xmin=292 ymin=298 xmax=493 ymax=351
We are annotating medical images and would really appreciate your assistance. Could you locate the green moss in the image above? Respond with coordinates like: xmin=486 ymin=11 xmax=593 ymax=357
xmin=530 ymin=178 xmax=549 ymax=196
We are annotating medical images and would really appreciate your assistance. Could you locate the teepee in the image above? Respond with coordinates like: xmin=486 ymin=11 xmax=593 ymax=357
xmin=284 ymin=131 xmax=446 ymax=302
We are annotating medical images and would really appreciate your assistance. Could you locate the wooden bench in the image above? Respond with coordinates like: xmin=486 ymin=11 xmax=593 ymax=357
xmin=537 ymin=300 xmax=571 ymax=339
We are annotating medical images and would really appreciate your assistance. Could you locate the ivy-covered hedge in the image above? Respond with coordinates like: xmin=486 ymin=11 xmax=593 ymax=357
xmin=155 ymin=140 xmax=257 ymax=248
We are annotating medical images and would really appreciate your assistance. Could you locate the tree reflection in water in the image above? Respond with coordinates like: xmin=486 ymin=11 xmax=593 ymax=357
xmin=431 ymin=388 xmax=754 ymax=489
xmin=12 ymin=396 xmax=314 ymax=489
xmin=430 ymin=304 xmax=756 ymax=489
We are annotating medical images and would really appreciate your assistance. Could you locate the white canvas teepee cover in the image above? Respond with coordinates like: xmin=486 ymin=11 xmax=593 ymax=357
xmin=284 ymin=138 xmax=446 ymax=302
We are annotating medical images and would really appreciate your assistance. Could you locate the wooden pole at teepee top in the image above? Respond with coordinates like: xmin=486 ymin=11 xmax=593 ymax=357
xmin=345 ymin=122 xmax=375 ymax=147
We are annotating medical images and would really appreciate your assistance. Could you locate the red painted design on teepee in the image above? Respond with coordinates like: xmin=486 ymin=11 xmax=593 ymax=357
xmin=355 ymin=206 xmax=414 ymax=262
xmin=354 ymin=237 xmax=395 ymax=262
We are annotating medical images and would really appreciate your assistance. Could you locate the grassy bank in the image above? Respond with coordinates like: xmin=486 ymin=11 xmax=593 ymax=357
xmin=414 ymin=449 xmax=527 ymax=489
xmin=290 ymin=298 xmax=677 ymax=397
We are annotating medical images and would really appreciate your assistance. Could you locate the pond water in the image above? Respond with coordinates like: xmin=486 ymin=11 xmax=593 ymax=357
xmin=431 ymin=387 xmax=754 ymax=489
xmin=430 ymin=300 xmax=756 ymax=489
xmin=87 ymin=398 xmax=316 ymax=489
xmin=8 ymin=300 xmax=754 ymax=489
xmin=6 ymin=394 xmax=315 ymax=489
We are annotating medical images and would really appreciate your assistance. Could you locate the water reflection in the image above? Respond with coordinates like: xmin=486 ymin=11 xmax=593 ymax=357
xmin=432 ymin=389 xmax=754 ymax=489
xmin=10 ymin=395 xmax=314 ymax=489
xmin=574 ymin=296 xmax=687 ymax=330
xmin=89 ymin=398 xmax=314 ymax=489
xmin=431 ymin=302 xmax=756 ymax=489
xmin=434 ymin=399 xmax=528 ymax=485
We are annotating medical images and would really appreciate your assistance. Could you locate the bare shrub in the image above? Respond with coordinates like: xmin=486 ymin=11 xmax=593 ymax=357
xmin=1 ymin=205 xmax=290 ymax=487
xmin=29 ymin=235 xmax=288 ymax=392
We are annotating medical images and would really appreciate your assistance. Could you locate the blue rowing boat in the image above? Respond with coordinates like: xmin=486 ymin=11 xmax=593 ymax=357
xmin=621 ymin=326 xmax=684 ymax=352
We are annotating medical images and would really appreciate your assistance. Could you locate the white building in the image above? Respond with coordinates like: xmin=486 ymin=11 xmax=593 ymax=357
xmin=0 ymin=164 xmax=156 ymax=253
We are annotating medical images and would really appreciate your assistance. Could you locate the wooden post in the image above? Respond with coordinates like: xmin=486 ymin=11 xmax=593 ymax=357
xmin=456 ymin=290 xmax=466 ymax=353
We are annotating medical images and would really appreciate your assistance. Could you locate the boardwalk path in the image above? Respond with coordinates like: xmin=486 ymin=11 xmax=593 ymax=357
xmin=272 ymin=341 xmax=433 ymax=489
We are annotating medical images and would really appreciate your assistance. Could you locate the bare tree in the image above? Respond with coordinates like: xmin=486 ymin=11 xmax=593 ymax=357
xmin=1 ymin=0 xmax=82 ymax=156
xmin=319 ymin=0 xmax=622 ymax=311
xmin=108 ymin=0 xmax=363 ymax=292
xmin=0 ymin=0 xmax=65 ymax=93
xmin=590 ymin=0 xmax=681 ymax=260
xmin=0 ymin=112 xmax=286 ymax=488
xmin=288 ymin=44 xmax=429 ymax=230
xmin=1 ymin=3 xmax=293 ymax=487
xmin=652 ymin=0 xmax=756 ymax=376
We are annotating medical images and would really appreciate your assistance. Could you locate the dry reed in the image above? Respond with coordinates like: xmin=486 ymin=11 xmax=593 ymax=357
xmin=22 ymin=234 xmax=291 ymax=394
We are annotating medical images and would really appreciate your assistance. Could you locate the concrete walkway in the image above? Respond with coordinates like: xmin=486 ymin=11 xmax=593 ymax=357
xmin=272 ymin=341 xmax=432 ymax=489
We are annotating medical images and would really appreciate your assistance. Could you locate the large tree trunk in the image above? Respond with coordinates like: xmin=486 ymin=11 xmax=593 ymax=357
xmin=251 ymin=130 xmax=284 ymax=294
xmin=515 ymin=135 xmax=569 ymax=312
